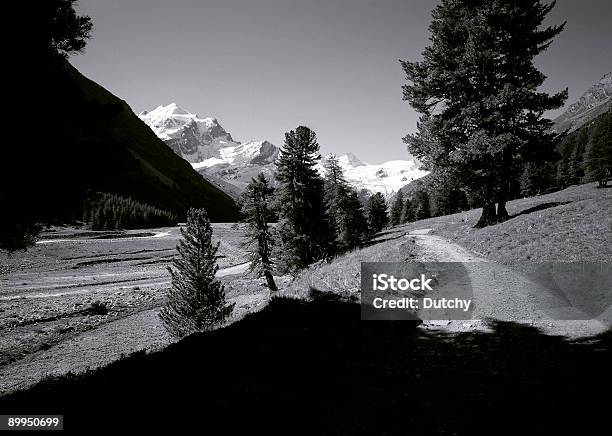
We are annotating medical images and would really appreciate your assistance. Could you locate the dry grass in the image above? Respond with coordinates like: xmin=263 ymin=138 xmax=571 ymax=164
xmin=397 ymin=182 xmax=612 ymax=263
xmin=282 ymin=182 xmax=611 ymax=299
xmin=282 ymin=228 xmax=417 ymax=299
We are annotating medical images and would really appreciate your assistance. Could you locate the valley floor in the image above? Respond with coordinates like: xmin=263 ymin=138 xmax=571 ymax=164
xmin=0 ymin=182 xmax=610 ymax=395
xmin=0 ymin=224 xmax=271 ymax=394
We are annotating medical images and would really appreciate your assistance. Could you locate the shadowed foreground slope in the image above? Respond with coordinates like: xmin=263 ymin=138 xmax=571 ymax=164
xmin=1 ymin=296 xmax=609 ymax=434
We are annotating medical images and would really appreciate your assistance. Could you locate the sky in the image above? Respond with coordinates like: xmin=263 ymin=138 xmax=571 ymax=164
xmin=72 ymin=0 xmax=611 ymax=164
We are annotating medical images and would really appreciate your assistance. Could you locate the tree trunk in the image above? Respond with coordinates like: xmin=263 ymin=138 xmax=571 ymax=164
xmin=475 ymin=201 xmax=497 ymax=228
xmin=264 ymin=270 xmax=278 ymax=293
xmin=496 ymin=200 xmax=509 ymax=222
xmin=496 ymin=174 xmax=510 ymax=222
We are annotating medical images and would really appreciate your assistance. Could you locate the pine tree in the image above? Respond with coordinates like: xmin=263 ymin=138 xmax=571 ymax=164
xmin=414 ymin=190 xmax=431 ymax=220
xmin=390 ymin=193 xmax=404 ymax=226
xmin=83 ymin=193 xmax=177 ymax=230
xmin=240 ymin=174 xmax=277 ymax=292
xmin=521 ymin=161 xmax=555 ymax=196
xmin=401 ymin=197 xmax=416 ymax=223
xmin=323 ymin=154 xmax=347 ymax=248
xmin=275 ymin=126 xmax=330 ymax=270
xmin=367 ymin=192 xmax=389 ymax=234
xmin=431 ymin=186 xmax=469 ymax=217
xmin=402 ymin=0 xmax=567 ymax=227
xmin=569 ymin=139 xmax=586 ymax=183
xmin=38 ymin=0 xmax=93 ymax=58
xmin=160 ymin=208 xmax=234 ymax=338
xmin=323 ymin=155 xmax=368 ymax=252
xmin=339 ymin=188 xmax=369 ymax=250
xmin=556 ymin=157 xmax=572 ymax=188
xmin=583 ymin=111 xmax=612 ymax=187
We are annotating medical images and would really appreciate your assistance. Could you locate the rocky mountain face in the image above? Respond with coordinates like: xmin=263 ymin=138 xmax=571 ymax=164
xmin=139 ymin=103 xmax=235 ymax=162
xmin=552 ymin=72 xmax=612 ymax=133
xmin=139 ymin=104 xmax=427 ymax=199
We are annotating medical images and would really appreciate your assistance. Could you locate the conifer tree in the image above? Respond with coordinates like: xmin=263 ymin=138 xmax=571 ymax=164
xmin=275 ymin=126 xmax=330 ymax=270
xmin=323 ymin=155 xmax=369 ymax=252
xmin=414 ymin=190 xmax=431 ymax=220
xmin=432 ymin=185 xmax=470 ymax=217
xmin=323 ymin=154 xmax=346 ymax=245
xmin=585 ymin=138 xmax=612 ymax=188
xmin=556 ymin=157 xmax=572 ymax=188
xmin=402 ymin=0 xmax=567 ymax=227
xmin=401 ymin=197 xmax=416 ymax=224
xmin=569 ymin=140 xmax=586 ymax=183
xmin=240 ymin=174 xmax=277 ymax=292
xmin=160 ymin=208 xmax=234 ymax=338
xmin=390 ymin=193 xmax=404 ymax=226
xmin=583 ymin=111 xmax=612 ymax=187
xmin=84 ymin=193 xmax=177 ymax=230
xmin=38 ymin=0 xmax=93 ymax=58
xmin=339 ymin=188 xmax=369 ymax=250
xmin=367 ymin=192 xmax=389 ymax=234
xmin=521 ymin=162 xmax=555 ymax=196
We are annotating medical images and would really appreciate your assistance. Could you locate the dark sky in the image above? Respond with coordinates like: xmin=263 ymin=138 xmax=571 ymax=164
xmin=72 ymin=0 xmax=612 ymax=163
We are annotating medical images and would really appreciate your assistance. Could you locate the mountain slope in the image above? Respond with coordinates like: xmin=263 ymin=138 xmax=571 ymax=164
xmin=3 ymin=57 xmax=239 ymax=223
xmin=139 ymin=104 xmax=426 ymax=198
xmin=552 ymin=72 xmax=612 ymax=133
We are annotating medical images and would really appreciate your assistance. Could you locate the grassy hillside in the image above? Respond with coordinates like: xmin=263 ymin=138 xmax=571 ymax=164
xmin=282 ymin=182 xmax=610 ymax=301
xmin=3 ymin=56 xmax=238 ymax=223
xmin=1 ymin=296 xmax=609 ymax=434
xmin=398 ymin=182 xmax=611 ymax=263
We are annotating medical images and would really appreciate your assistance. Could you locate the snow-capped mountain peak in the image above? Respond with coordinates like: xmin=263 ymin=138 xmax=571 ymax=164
xmin=338 ymin=152 xmax=366 ymax=167
xmin=138 ymin=103 xmax=233 ymax=161
xmin=317 ymin=154 xmax=427 ymax=198
xmin=139 ymin=103 xmax=221 ymax=138
xmin=139 ymin=103 xmax=427 ymax=199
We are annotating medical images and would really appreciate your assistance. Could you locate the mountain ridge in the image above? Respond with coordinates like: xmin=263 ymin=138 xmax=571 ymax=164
xmin=552 ymin=72 xmax=612 ymax=133
xmin=139 ymin=103 xmax=427 ymax=198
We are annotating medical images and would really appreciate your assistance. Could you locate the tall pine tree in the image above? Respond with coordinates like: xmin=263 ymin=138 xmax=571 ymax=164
xmin=240 ymin=173 xmax=278 ymax=292
xmin=583 ymin=110 xmax=612 ymax=187
xmin=367 ymin=192 xmax=389 ymax=234
xmin=390 ymin=193 xmax=404 ymax=226
xmin=401 ymin=197 xmax=416 ymax=223
xmin=160 ymin=208 xmax=234 ymax=338
xmin=402 ymin=0 xmax=567 ymax=227
xmin=414 ymin=190 xmax=432 ymax=220
xmin=323 ymin=155 xmax=369 ymax=252
xmin=275 ymin=126 xmax=330 ymax=270
xmin=323 ymin=154 xmax=346 ymax=246
xmin=340 ymin=188 xmax=369 ymax=249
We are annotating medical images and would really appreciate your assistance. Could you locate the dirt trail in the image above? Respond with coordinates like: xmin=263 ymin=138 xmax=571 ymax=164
xmin=408 ymin=230 xmax=610 ymax=338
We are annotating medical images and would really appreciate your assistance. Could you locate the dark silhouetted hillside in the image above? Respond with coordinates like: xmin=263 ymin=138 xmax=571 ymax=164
xmin=2 ymin=55 xmax=238 ymax=226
